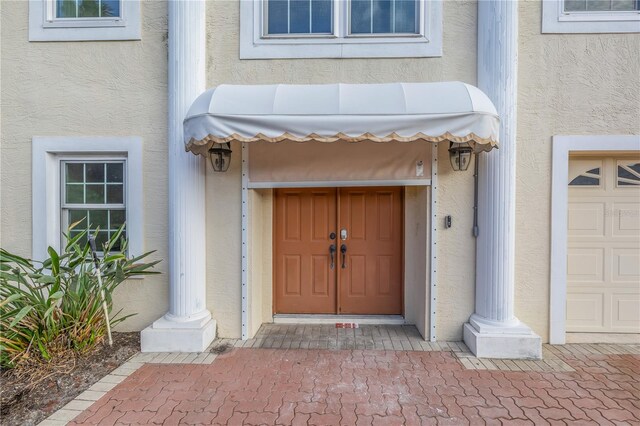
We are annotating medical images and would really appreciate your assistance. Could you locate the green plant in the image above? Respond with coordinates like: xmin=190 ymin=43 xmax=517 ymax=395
xmin=0 ymin=226 xmax=159 ymax=368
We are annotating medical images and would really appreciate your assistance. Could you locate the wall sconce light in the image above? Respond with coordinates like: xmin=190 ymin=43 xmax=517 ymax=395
xmin=208 ymin=142 xmax=232 ymax=172
xmin=448 ymin=142 xmax=473 ymax=171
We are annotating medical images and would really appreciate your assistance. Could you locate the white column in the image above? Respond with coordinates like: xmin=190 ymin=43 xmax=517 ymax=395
xmin=141 ymin=0 xmax=216 ymax=352
xmin=463 ymin=0 xmax=541 ymax=359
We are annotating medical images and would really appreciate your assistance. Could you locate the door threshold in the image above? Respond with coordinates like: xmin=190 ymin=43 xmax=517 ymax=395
xmin=273 ymin=314 xmax=406 ymax=325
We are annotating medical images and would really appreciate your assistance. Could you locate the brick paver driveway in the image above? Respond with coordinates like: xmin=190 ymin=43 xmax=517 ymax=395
xmin=69 ymin=347 xmax=640 ymax=425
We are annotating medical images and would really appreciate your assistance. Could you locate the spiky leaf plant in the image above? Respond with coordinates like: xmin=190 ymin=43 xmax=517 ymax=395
xmin=0 ymin=225 xmax=159 ymax=368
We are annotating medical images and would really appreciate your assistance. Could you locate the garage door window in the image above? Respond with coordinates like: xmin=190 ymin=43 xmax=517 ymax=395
xmin=569 ymin=167 xmax=601 ymax=186
xmin=617 ymin=162 xmax=640 ymax=186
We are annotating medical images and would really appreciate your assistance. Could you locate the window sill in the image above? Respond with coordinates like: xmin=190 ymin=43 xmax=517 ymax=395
xmin=240 ymin=37 xmax=443 ymax=59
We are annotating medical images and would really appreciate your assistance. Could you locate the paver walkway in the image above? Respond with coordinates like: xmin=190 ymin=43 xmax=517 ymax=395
xmin=67 ymin=344 xmax=640 ymax=425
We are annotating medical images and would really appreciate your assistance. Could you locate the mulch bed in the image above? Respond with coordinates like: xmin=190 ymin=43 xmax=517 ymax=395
xmin=0 ymin=332 xmax=140 ymax=426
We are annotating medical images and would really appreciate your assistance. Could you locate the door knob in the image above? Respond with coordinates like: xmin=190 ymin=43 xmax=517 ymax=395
xmin=340 ymin=244 xmax=347 ymax=269
xmin=340 ymin=229 xmax=348 ymax=240
xmin=329 ymin=244 xmax=336 ymax=269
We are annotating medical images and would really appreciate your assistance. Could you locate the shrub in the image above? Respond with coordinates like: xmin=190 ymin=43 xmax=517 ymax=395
xmin=0 ymin=227 xmax=159 ymax=368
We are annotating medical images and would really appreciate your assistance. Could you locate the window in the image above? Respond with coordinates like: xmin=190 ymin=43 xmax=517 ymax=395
xmin=542 ymin=0 xmax=640 ymax=33
xmin=569 ymin=167 xmax=601 ymax=186
xmin=241 ymin=0 xmax=442 ymax=59
xmin=350 ymin=0 xmax=419 ymax=35
xmin=32 ymin=137 xmax=143 ymax=261
xmin=55 ymin=0 xmax=121 ymax=19
xmin=29 ymin=0 xmax=141 ymax=41
xmin=265 ymin=0 xmax=333 ymax=35
xmin=564 ymin=0 xmax=639 ymax=12
xmin=617 ymin=162 xmax=640 ymax=186
xmin=62 ymin=160 xmax=127 ymax=250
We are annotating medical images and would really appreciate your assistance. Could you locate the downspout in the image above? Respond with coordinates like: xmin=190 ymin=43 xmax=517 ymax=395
xmin=473 ymin=153 xmax=479 ymax=238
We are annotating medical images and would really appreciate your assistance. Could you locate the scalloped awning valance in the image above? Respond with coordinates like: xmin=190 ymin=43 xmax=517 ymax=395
xmin=183 ymin=82 xmax=499 ymax=156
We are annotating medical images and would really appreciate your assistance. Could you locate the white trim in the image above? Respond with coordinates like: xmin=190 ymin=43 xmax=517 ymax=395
xmin=241 ymin=143 xmax=250 ymax=340
xmin=240 ymin=0 xmax=442 ymax=59
xmin=429 ymin=143 xmax=438 ymax=342
xmin=542 ymin=0 xmax=640 ymax=34
xmin=273 ymin=314 xmax=406 ymax=325
xmin=550 ymin=135 xmax=640 ymax=344
xmin=248 ymin=179 xmax=432 ymax=189
xmin=29 ymin=0 xmax=141 ymax=41
xmin=32 ymin=136 xmax=143 ymax=262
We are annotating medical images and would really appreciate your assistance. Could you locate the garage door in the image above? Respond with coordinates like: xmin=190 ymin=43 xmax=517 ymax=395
xmin=567 ymin=156 xmax=640 ymax=333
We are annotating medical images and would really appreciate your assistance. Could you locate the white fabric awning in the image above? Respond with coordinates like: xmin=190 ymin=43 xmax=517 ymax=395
xmin=184 ymin=82 xmax=499 ymax=156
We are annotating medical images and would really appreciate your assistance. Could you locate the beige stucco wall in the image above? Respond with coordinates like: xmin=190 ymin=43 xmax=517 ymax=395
xmin=515 ymin=1 xmax=640 ymax=342
xmin=0 ymin=1 xmax=169 ymax=331
xmin=434 ymin=141 xmax=477 ymax=341
xmin=248 ymin=188 xmax=273 ymax=338
xmin=205 ymin=0 xmax=479 ymax=338
xmin=403 ymin=186 xmax=430 ymax=338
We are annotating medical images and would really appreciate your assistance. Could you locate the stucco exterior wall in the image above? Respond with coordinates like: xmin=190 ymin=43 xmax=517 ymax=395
xmin=204 ymin=0 xmax=479 ymax=338
xmin=403 ymin=186 xmax=430 ymax=337
xmin=0 ymin=1 xmax=169 ymax=331
xmin=248 ymin=188 xmax=274 ymax=338
xmin=434 ymin=142 xmax=477 ymax=341
xmin=515 ymin=1 xmax=640 ymax=342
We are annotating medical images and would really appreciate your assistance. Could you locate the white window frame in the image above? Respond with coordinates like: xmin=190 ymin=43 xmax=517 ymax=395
xmin=32 ymin=136 xmax=143 ymax=263
xmin=29 ymin=0 xmax=141 ymax=41
xmin=549 ymin=135 xmax=640 ymax=344
xmin=240 ymin=0 xmax=443 ymax=59
xmin=542 ymin=0 xmax=640 ymax=33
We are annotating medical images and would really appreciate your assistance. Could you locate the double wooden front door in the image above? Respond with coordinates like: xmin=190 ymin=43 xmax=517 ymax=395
xmin=274 ymin=187 xmax=403 ymax=315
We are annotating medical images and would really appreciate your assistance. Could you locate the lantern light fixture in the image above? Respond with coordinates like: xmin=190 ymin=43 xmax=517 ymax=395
xmin=448 ymin=142 xmax=473 ymax=171
xmin=208 ymin=142 xmax=232 ymax=172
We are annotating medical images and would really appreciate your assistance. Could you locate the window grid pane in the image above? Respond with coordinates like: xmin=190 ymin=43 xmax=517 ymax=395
xmin=63 ymin=161 xmax=125 ymax=207
xmin=56 ymin=0 xmax=121 ymax=19
xmin=267 ymin=0 xmax=333 ymax=35
xmin=62 ymin=160 xmax=126 ymax=252
xmin=350 ymin=0 xmax=419 ymax=35
xmin=564 ymin=0 xmax=640 ymax=12
xmin=64 ymin=208 xmax=126 ymax=250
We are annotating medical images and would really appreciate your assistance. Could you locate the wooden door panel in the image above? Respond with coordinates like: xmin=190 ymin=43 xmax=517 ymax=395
xmin=338 ymin=187 xmax=403 ymax=314
xmin=274 ymin=188 xmax=337 ymax=314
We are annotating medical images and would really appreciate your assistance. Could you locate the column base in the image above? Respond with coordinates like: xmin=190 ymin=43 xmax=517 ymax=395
xmin=463 ymin=320 xmax=542 ymax=360
xmin=141 ymin=313 xmax=216 ymax=352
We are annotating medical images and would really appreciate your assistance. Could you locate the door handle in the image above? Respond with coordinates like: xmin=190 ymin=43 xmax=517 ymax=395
xmin=340 ymin=244 xmax=347 ymax=269
xmin=329 ymin=244 xmax=336 ymax=269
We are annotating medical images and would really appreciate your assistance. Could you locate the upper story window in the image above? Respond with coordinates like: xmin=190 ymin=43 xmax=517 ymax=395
xmin=265 ymin=0 xmax=333 ymax=35
xmin=350 ymin=0 xmax=419 ymax=34
xmin=55 ymin=0 xmax=121 ymax=19
xmin=564 ymin=0 xmax=639 ymax=12
xmin=542 ymin=0 xmax=640 ymax=33
xmin=241 ymin=0 xmax=442 ymax=59
xmin=29 ymin=0 xmax=141 ymax=41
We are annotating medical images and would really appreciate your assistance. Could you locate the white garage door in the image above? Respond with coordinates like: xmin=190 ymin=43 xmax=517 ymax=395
xmin=567 ymin=156 xmax=640 ymax=333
